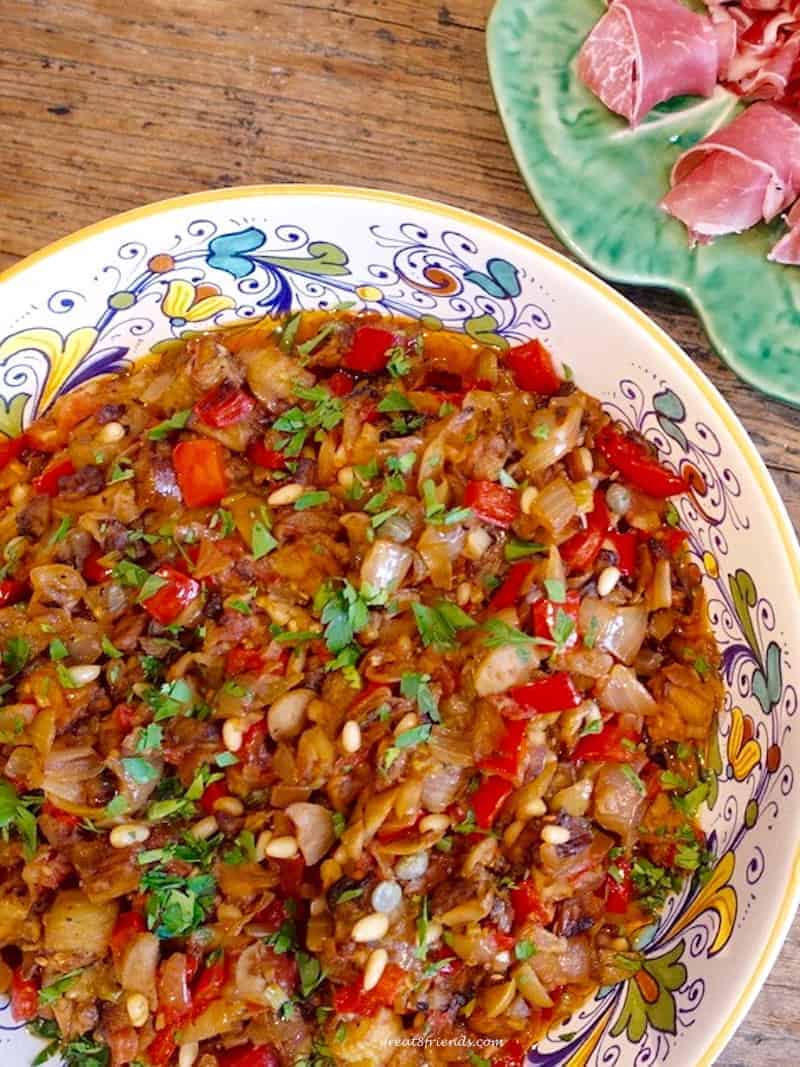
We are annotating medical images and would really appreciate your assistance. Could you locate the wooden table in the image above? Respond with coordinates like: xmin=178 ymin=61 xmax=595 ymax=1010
xmin=1 ymin=1 xmax=799 ymax=1062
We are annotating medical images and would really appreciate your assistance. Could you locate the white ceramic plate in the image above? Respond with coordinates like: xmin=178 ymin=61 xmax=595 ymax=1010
xmin=1 ymin=186 xmax=799 ymax=1067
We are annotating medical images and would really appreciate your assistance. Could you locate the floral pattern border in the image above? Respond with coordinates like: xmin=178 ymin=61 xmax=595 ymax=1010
xmin=0 ymin=214 xmax=792 ymax=1066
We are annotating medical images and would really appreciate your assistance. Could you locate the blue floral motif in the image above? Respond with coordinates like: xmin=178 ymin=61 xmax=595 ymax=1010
xmin=206 ymin=226 xmax=266 ymax=278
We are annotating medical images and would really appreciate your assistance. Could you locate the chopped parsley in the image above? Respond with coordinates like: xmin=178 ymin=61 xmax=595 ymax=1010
xmin=400 ymin=672 xmax=440 ymax=722
xmin=544 ymin=577 xmax=566 ymax=603
xmin=140 ymin=866 xmax=216 ymax=938
xmin=0 ymin=780 xmax=40 ymax=858
xmin=48 ymin=637 xmax=69 ymax=661
xmin=386 ymin=347 xmax=411 ymax=377
xmin=147 ymin=409 xmax=191 ymax=440
xmin=39 ymin=968 xmax=84 ymax=1006
xmin=316 ymin=580 xmax=384 ymax=653
xmin=412 ymin=600 xmax=475 ymax=649
xmin=3 ymin=636 xmax=31 ymax=675
xmin=504 ymin=538 xmax=546 ymax=561
xmin=295 ymin=490 xmax=331 ymax=510
xmin=121 ymin=757 xmax=158 ymax=784
xmin=377 ymin=389 xmax=415 ymax=413
xmin=48 ymin=516 xmax=72 ymax=545
xmin=514 ymin=939 xmax=536 ymax=961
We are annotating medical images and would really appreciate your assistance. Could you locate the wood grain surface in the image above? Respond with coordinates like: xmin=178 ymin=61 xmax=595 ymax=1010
xmin=1 ymin=1 xmax=798 ymax=1062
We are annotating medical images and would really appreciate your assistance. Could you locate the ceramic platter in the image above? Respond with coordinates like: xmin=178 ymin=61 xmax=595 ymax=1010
xmin=486 ymin=0 xmax=800 ymax=408
xmin=1 ymin=186 xmax=800 ymax=1066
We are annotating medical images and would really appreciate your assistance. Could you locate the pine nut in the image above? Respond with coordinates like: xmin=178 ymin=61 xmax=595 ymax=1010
xmin=456 ymin=581 xmax=471 ymax=606
xmin=520 ymin=486 xmax=539 ymax=515
xmin=255 ymin=829 xmax=273 ymax=862
xmin=265 ymin=835 xmax=299 ymax=859
xmin=597 ymin=565 xmax=621 ymax=597
xmin=340 ymin=719 xmax=362 ymax=754
xmin=10 ymin=484 xmax=30 ymax=507
xmin=394 ymin=712 xmax=418 ymax=735
xmin=424 ymin=920 xmax=442 ymax=946
xmin=351 ymin=912 xmax=389 ymax=943
xmin=464 ymin=526 xmax=492 ymax=561
xmin=222 ymin=717 xmax=245 ymax=752
xmin=126 ymin=992 xmax=149 ymax=1027
xmin=337 ymin=466 xmax=355 ymax=489
xmin=573 ymin=446 xmax=594 ymax=478
xmin=189 ymin=816 xmax=218 ymax=841
xmin=267 ymin=482 xmax=304 ymax=507
xmin=419 ymin=813 xmax=450 ymax=834
xmin=439 ymin=899 xmax=491 ymax=926
xmin=178 ymin=1042 xmax=199 ymax=1067
xmin=99 ymin=421 xmax=126 ymax=444
xmin=110 ymin=823 xmax=150 ymax=848
xmin=362 ymin=948 xmax=388 ymax=991
xmin=213 ymin=796 xmax=244 ymax=817
xmin=310 ymin=895 xmax=327 ymax=916
xmin=541 ymin=824 xmax=570 ymax=845
xmin=70 ymin=664 xmax=102 ymax=686
xmin=523 ymin=798 xmax=547 ymax=819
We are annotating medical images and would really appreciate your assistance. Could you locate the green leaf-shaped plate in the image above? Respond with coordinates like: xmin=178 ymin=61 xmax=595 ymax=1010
xmin=487 ymin=0 xmax=800 ymax=407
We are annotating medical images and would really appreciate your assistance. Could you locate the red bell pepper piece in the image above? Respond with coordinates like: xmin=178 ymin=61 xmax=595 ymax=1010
xmin=114 ymin=703 xmax=138 ymax=732
xmin=0 ymin=578 xmax=26 ymax=607
xmin=173 ymin=438 xmax=228 ymax=508
xmin=246 ymin=439 xmax=287 ymax=469
xmin=532 ymin=589 xmax=580 ymax=648
xmin=10 ymin=973 xmax=38 ymax=1020
xmin=191 ymin=956 xmax=227 ymax=1016
xmin=42 ymin=800 xmax=81 ymax=829
xmin=255 ymin=897 xmax=290 ymax=933
xmin=489 ymin=561 xmax=535 ymax=612
xmin=217 ymin=1047 xmax=280 ymax=1067
xmin=0 ymin=433 xmax=27 ymax=470
xmin=327 ymin=370 xmax=355 ymax=396
xmin=510 ymin=879 xmax=549 ymax=928
xmin=141 ymin=565 xmax=200 ymax=626
xmin=146 ymin=1029 xmax=176 ymax=1067
xmin=225 ymin=645 xmax=265 ymax=676
xmin=510 ymin=672 xmax=581 ymax=716
xmin=278 ymin=854 xmax=306 ymax=896
xmin=342 ymin=325 xmax=396 ymax=373
xmin=661 ymin=527 xmax=689 ymax=556
xmin=607 ymin=530 xmax=638 ymax=577
xmin=478 ymin=719 xmax=528 ymax=779
xmin=605 ymin=858 xmax=633 ymax=914
xmin=33 ymin=456 xmax=75 ymax=496
xmin=10 ymin=969 xmax=39 ymax=1022
xmin=494 ymin=1038 xmax=526 ymax=1067
xmin=571 ymin=720 xmax=640 ymax=763
xmin=506 ymin=338 xmax=561 ymax=395
xmin=110 ymin=911 xmax=147 ymax=961
xmin=472 ymin=775 xmax=513 ymax=829
xmin=596 ymin=425 xmax=689 ymax=498
xmin=333 ymin=963 xmax=403 ymax=1017
xmin=559 ymin=490 xmax=610 ymax=572
xmin=83 ymin=547 xmax=112 ymax=584
xmin=464 ymin=479 xmax=520 ymax=528
xmin=195 ymin=383 xmax=255 ymax=427
xmin=200 ymin=779 xmax=229 ymax=816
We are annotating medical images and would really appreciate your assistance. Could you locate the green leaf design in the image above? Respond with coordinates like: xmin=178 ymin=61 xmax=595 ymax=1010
xmin=728 ymin=570 xmax=760 ymax=665
xmin=464 ymin=313 xmax=508 ymax=350
xmin=611 ymin=942 xmax=687 ymax=1042
xmin=653 ymin=389 xmax=688 ymax=450
xmin=752 ymin=640 xmax=783 ymax=714
xmin=0 ymin=394 xmax=29 ymax=440
xmin=705 ymin=713 xmax=722 ymax=809
xmin=261 ymin=241 xmax=350 ymax=276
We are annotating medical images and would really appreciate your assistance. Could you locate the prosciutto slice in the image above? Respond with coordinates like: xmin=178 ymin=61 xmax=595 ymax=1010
xmin=769 ymin=199 xmax=800 ymax=262
xmin=578 ymin=0 xmax=720 ymax=126
xmin=705 ymin=1 xmax=800 ymax=103
xmin=661 ymin=102 xmax=800 ymax=241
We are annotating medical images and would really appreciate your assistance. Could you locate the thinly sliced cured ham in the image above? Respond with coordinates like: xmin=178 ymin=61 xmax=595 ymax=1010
xmin=769 ymin=199 xmax=800 ymax=262
xmin=578 ymin=0 xmax=720 ymax=126
xmin=661 ymin=102 xmax=800 ymax=241
xmin=705 ymin=1 xmax=800 ymax=103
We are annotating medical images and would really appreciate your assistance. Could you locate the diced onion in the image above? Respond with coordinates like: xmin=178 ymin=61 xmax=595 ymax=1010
xmin=578 ymin=598 xmax=647 ymax=665
xmin=534 ymin=476 xmax=578 ymax=534
xmin=285 ymin=802 xmax=336 ymax=866
xmin=360 ymin=539 xmax=413 ymax=591
xmin=522 ymin=404 xmax=583 ymax=475
xmin=596 ymin=664 xmax=657 ymax=717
